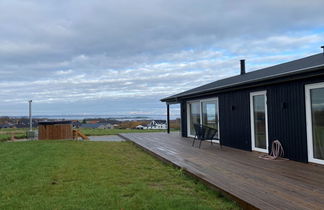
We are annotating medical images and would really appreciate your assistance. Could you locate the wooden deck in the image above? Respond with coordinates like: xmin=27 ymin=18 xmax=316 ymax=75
xmin=119 ymin=132 xmax=324 ymax=210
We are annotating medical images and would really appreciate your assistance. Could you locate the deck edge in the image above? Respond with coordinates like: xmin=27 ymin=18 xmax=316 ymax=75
xmin=118 ymin=133 xmax=258 ymax=210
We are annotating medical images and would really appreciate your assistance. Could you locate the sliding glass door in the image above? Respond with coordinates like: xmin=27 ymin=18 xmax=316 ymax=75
xmin=201 ymin=100 xmax=218 ymax=130
xmin=306 ymin=83 xmax=324 ymax=164
xmin=250 ymin=91 xmax=268 ymax=153
xmin=187 ymin=98 xmax=219 ymax=139
xmin=188 ymin=102 xmax=201 ymax=136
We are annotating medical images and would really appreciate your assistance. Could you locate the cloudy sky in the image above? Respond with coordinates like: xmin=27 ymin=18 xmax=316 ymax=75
xmin=0 ymin=0 xmax=324 ymax=117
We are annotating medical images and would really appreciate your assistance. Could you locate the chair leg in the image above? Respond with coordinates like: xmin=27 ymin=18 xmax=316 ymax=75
xmin=192 ymin=138 xmax=196 ymax=147
xmin=199 ymin=140 xmax=202 ymax=148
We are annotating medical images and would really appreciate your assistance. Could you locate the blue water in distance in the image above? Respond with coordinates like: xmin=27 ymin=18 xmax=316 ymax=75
xmin=6 ymin=114 xmax=180 ymax=121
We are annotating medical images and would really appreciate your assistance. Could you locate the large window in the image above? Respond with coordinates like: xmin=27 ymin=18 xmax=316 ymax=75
xmin=201 ymin=100 xmax=218 ymax=130
xmin=187 ymin=98 xmax=219 ymax=140
xmin=306 ymin=82 xmax=324 ymax=165
xmin=250 ymin=91 xmax=268 ymax=153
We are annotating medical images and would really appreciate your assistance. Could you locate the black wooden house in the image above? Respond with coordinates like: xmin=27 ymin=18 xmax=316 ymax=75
xmin=161 ymin=49 xmax=324 ymax=164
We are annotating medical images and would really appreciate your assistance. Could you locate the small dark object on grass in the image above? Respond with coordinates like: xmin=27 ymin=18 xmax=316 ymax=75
xmin=51 ymin=180 xmax=59 ymax=185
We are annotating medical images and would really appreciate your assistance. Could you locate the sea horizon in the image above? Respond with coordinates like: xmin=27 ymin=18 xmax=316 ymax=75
xmin=1 ymin=114 xmax=180 ymax=121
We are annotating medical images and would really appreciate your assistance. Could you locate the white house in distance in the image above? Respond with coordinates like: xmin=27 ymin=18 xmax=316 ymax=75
xmin=136 ymin=120 xmax=167 ymax=130
xmin=147 ymin=120 xmax=167 ymax=129
xmin=136 ymin=125 xmax=146 ymax=129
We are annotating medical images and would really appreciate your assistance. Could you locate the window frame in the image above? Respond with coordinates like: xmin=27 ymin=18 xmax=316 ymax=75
xmin=187 ymin=97 xmax=220 ymax=143
xmin=250 ymin=90 xmax=269 ymax=153
xmin=305 ymin=82 xmax=324 ymax=165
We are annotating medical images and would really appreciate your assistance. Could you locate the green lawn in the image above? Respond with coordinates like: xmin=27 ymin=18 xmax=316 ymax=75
xmin=0 ymin=141 xmax=238 ymax=210
xmin=0 ymin=128 xmax=29 ymax=141
xmin=80 ymin=128 xmax=170 ymax=136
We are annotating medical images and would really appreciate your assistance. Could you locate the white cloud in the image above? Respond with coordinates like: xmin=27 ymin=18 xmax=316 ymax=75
xmin=55 ymin=69 xmax=73 ymax=75
xmin=0 ymin=0 xmax=324 ymax=116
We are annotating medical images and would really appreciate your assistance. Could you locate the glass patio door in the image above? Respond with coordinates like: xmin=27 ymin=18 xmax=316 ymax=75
xmin=250 ymin=91 xmax=268 ymax=153
xmin=201 ymin=100 xmax=218 ymax=131
xmin=306 ymin=83 xmax=324 ymax=164
xmin=187 ymin=98 xmax=219 ymax=139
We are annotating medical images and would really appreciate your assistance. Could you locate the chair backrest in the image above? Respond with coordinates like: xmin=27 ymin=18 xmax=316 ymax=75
xmin=193 ymin=123 xmax=204 ymax=139
xmin=202 ymin=125 xmax=217 ymax=140
xmin=194 ymin=124 xmax=217 ymax=140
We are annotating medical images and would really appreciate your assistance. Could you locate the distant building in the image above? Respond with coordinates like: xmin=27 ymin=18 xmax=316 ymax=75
xmin=0 ymin=123 xmax=16 ymax=129
xmin=147 ymin=120 xmax=167 ymax=129
xmin=86 ymin=120 xmax=100 ymax=124
xmin=136 ymin=125 xmax=146 ymax=129
xmin=97 ymin=123 xmax=114 ymax=129
xmin=0 ymin=118 xmax=41 ymax=129
xmin=72 ymin=121 xmax=82 ymax=128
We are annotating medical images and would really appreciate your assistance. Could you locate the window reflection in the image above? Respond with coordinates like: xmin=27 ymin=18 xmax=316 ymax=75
xmin=189 ymin=102 xmax=200 ymax=136
xmin=253 ymin=95 xmax=266 ymax=149
xmin=201 ymin=100 xmax=219 ymax=137
xmin=311 ymin=88 xmax=324 ymax=160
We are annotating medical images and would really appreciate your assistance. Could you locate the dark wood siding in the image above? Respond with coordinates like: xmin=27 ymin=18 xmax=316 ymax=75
xmin=219 ymin=90 xmax=251 ymax=150
xmin=267 ymin=81 xmax=308 ymax=162
xmin=180 ymin=101 xmax=187 ymax=137
xmin=179 ymin=74 xmax=324 ymax=163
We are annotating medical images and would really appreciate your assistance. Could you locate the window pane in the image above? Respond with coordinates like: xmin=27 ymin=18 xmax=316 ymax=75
xmin=253 ymin=95 xmax=266 ymax=149
xmin=201 ymin=100 xmax=219 ymax=138
xmin=311 ymin=88 xmax=324 ymax=160
xmin=189 ymin=102 xmax=200 ymax=136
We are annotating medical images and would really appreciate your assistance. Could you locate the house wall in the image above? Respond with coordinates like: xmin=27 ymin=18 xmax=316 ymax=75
xmin=266 ymin=80 xmax=307 ymax=162
xmin=218 ymin=90 xmax=252 ymax=151
xmin=179 ymin=73 xmax=324 ymax=163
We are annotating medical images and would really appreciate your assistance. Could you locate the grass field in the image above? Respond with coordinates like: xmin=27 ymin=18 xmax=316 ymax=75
xmin=0 ymin=141 xmax=238 ymax=210
xmin=80 ymin=128 xmax=170 ymax=136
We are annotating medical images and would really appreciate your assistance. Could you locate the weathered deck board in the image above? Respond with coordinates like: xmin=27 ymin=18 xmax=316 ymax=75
xmin=119 ymin=132 xmax=324 ymax=210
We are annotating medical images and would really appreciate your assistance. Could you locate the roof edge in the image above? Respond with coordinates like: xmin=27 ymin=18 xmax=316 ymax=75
xmin=161 ymin=63 xmax=324 ymax=102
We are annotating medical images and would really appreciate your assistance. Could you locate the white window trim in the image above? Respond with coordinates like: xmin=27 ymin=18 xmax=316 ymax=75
xmin=187 ymin=100 xmax=199 ymax=138
xmin=250 ymin=91 xmax=269 ymax=153
xmin=305 ymin=82 xmax=324 ymax=165
xmin=187 ymin=97 xmax=220 ymax=143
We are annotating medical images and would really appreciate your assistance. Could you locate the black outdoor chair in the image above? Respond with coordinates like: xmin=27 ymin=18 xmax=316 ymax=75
xmin=192 ymin=123 xmax=220 ymax=148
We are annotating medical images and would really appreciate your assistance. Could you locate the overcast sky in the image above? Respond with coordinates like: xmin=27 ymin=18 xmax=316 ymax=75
xmin=0 ymin=0 xmax=324 ymax=117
